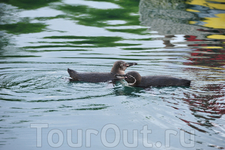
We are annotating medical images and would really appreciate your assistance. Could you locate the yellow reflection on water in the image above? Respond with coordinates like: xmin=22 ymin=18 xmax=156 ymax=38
xmin=203 ymin=14 xmax=225 ymax=29
xmin=186 ymin=0 xmax=225 ymax=10
xmin=207 ymin=35 xmax=225 ymax=40
xmin=186 ymin=0 xmax=225 ymax=41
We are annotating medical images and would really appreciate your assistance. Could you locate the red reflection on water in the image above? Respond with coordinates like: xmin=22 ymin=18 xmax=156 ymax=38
xmin=183 ymin=84 xmax=225 ymax=115
xmin=184 ymin=34 xmax=225 ymax=67
xmin=181 ymin=28 xmax=225 ymax=129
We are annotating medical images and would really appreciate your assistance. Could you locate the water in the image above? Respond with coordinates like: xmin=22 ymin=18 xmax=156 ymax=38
xmin=0 ymin=0 xmax=225 ymax=149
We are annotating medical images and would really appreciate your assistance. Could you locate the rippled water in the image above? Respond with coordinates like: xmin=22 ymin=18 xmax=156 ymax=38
xmin=0 ymin=0 xmax=225 ymax=149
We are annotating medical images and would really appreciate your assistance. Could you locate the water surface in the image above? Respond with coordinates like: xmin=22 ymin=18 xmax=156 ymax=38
xmin=0 ymin=0 xmax=225 ymax=149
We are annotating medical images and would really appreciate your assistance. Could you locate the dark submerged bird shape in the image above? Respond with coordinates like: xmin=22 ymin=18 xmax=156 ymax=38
xmin=116 ymin=71 xmax=191 ymax=88
xmin=67 ymin=61 xmax=137 ymax=83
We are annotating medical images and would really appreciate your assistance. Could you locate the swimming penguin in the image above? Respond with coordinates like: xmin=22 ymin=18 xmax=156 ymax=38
xmin=68 ymin=61 xmax=137 ymax=83
xmin=115 ymin=71 xmax=191 ymax=88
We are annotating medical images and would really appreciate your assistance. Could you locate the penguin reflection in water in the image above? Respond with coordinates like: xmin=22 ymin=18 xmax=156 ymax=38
xmin=116 ymin=71 xmax=191 ymax=88
xmin=67 ymin=61 xmax=137 ymax=83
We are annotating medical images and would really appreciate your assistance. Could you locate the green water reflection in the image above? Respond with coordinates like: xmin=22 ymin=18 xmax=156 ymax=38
xmin=0 ymin=22 xmax=47 ymax=34
xmin=55 ymin=2 xmax=139 ymax=27
xmin=1 ymin=0 xmax=61 ymax=9
xmin=24 ymin=36 xmax=140 ymax=49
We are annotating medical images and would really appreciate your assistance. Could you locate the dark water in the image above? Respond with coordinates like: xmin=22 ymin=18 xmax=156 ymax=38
xmin=0 ymin=0 xmax=225 ymax=149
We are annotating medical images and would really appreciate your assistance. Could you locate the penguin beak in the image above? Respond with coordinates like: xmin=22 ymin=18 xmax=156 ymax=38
xmin=67 ymin=68 xmax=74 ymax=75
xmin=67 ymin=68 xmax=76 ymax=78
xmin=125 ymin=62 xmax=138 ymax=67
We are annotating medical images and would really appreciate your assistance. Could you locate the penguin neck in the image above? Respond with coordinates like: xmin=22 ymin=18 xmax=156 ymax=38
xmin=111 ymin=68 xmax=125 ymax=75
